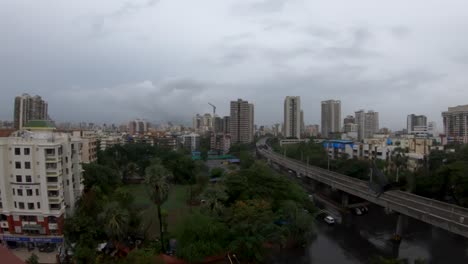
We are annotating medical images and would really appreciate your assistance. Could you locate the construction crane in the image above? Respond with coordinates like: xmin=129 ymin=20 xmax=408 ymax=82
xmin=208 ymin=102 xmax=216 ymax=116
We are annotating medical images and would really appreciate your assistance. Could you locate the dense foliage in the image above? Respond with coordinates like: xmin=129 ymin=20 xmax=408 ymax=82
xmin=65 ymin=142 xmax=317 ymax=263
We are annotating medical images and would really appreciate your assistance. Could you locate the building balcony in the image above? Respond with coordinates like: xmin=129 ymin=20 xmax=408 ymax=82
xmin=49 ymin=204 xmax=62 ymax=211
xmin=48 ymin=197 xmax=61 ymax=203
xmin=21 ymin=221 xmax=38 ymax=227
xmin=47 ymin=185 xmax=59 ymax=191
xmin=46 ymin=171 xmax=61 ymax=177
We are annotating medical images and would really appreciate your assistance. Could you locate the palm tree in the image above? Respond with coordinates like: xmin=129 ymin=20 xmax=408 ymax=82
xmin=99 ymin=202 xmax=130 ymax=244
xmin=201 ymin=184 xmax=227 ymax=215
xmin=391 ymin=147 xmax=408 ymax=183
xmin=144 ymin=163 xmax=171 ymax=252
xmin=125 ymin=162 xmax=139 ymax=180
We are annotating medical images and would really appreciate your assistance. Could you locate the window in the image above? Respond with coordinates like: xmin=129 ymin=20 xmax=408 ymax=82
xmin=14 ymin=148 xmax=20 ymax=155
xmin=14 ymin=202 xmax=17 ymax=208
xmin=15 ymin=162 xmax=21 ymax=169
xmin=28 ymin=203 xmax=34 ymax=210
xmin=35 ymin=189 xmax=39 ymax=196
xmin=12 ymin=189 xmax=15 ymax=195
xmin=26 ymin=189 xmax=33 ymax=196
xmin=24 ymin=148 xmax=30 ymax=155
xmin=20 ymin=215 xmax=36 ymax=222
xmin=25 ymin=175 xmax=32 ymax=183
xmin=25 ymin=162 xmax=31 ymax=169
xmin=17 ymin=189 xmax=23 ymax=196
xmin=66 ymin=180 xmax=69 ymax=186
xmin=37 ymin=202 xmax=40 ymax=209
xmin=16 ymin=175 xmax=22 ymax=182
xmin=0 ymin=202 xmax=2 ymax=208
xmin=19 ymin=202 xmax=25 ymax=209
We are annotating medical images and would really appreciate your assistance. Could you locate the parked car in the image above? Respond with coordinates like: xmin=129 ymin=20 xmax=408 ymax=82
xmin=324 ymin=215 xmax=335 ymax=225
xmin=360 ymin=206 xmax=369 ymax=213
xmin=354 ymin=207 xmax=363 ymax=216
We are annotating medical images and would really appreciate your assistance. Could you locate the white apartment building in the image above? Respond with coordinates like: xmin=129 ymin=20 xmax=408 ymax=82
xmin=0 ymin=122 xmax=83 ymax=245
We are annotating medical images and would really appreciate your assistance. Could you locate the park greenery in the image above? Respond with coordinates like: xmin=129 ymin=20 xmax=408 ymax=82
xmin=64 ymin=142 xmax=316 ymax=263
xmin=269 ymin=137 xmax=468 ymax=207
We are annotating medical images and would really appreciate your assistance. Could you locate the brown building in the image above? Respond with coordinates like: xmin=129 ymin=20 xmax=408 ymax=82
xmin=14 ymin=94 xmax=48 ymax=130
xmin=229 ymin=99 xmax=254 ymax=144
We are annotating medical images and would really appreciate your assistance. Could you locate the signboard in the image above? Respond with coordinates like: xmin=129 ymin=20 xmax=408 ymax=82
xmin=1 ymin=235 xmax=63 ymax=243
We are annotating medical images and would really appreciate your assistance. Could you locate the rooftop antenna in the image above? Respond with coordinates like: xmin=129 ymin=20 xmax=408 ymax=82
xmin=208 ymin=103 xmax=216 ymax=116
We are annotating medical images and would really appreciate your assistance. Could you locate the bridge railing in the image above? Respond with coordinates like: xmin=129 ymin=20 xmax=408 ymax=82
xmin=259 ymin=147 xmax=468 ymax=235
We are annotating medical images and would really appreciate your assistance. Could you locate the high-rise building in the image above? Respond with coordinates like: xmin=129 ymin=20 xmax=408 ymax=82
xmin=230 ymin=99 xmax=254 ymax=144
xmin=222 ymin=116 xmax=230 ymax=134
xmin=283 ymin=96 xmax=302 ymax=139
xmin=321 ymin=100 xmax=341 ymax=138
xmin=300 ymin=110 xmax=305 ymax=136
xmin=14 ymin=94 xmax=49 ymax=130
xmin=344 ymin=115 xmax=355 ymax=125
xmin=128 ymin=119 xmax=149 ymax=135
xmin=355 ymin=110 xmax=379 ymax=140
xmin=249 ymin=104 xmax=254 ymax=142
xmin=407 ymin=114 xmax=428 ymax=134
xmin=193 ymin=114 xmax=202 ymax=131
xmin=442 ymin=105 xmax=468 ymax=143
xmin=213 ymin=116 xmax=223 ymax=133
xmin=0 ymin=121 xmax=83 ymax=244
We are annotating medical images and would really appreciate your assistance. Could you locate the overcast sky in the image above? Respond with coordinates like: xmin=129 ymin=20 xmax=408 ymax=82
xmin=1 ymin=0 xmax=468 ymax=129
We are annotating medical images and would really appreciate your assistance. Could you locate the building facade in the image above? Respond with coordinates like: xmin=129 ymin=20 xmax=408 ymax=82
xmin=0 ymin=122 xmax=83 ymax=245
xmin=230 ymin=99 xmax=254 ymax=144
xmin=355 ymin=110 xmax=379 ymax=140
xmin=284 ymin=96 xmax=302 ymax=139
xmin=14 ymin=94 xmax=49 ymax=130
xmin=442 ymin=105 xmax=468 ymax=143
xmin=321 ymin=100 xmax=341 ymax=138
xmin=178 ymin=133 xmax=200 ymax=152
xmin=407 ymin=114 xmax=427 ymax=134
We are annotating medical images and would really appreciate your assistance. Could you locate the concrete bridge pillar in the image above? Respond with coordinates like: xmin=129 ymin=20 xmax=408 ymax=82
xmin=393 ymin=214 xmax=407 ymax=243
xmin=341 ymin=193 xmax=349 ymax=207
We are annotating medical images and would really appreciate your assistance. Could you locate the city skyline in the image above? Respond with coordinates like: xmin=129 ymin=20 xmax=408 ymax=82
xmin=2 ymin=1 xmax=468 ymax=129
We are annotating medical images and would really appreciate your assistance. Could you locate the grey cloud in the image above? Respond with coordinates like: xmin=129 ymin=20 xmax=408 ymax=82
xmin=231 ymin=0 xmax=290 ymax=15
xmin=390 ymin=26 xmax=411 ymax=39
xmin=88 ymin=0 xmax=159 ymax=37
xmin=1 ymin=0 xmax=468 ymax=131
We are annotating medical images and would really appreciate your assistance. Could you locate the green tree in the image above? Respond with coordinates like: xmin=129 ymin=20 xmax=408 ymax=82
xmin=175 ymin=213 xmax=229 ymax=262
xmin=226 ymin=199 xmax=283 ymax=262
xmin=98 ymin=202 xmax=130 ymax=243
xmin=369 ymin=256 xmax=406 ymax=264
xmin=210 ymin=167 xmax=225 ymax=178
xmin=25 ymin=253 xmax=39 ymax=264
xmin=125 ymin=162 xmax=139 ymax=180
xmin=201 ymin=184 xmax=228 ymax=216
xmin=144 ymin=163 xmax=171 ymax=252
xmin=82 ymin=163 xmax=120 ymax=193
xmin=277 ymin=200 xmax=316 ymax=246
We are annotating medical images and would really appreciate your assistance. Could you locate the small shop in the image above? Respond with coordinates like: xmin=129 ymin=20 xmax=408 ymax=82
xmin=1 ymin=235 xmax=63 ymax=251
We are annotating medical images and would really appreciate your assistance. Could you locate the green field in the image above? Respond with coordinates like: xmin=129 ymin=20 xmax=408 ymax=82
xmin=122 ymin=184 xmax=194 ymax=236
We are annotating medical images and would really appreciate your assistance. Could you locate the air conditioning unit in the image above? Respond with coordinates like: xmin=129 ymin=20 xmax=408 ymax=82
xmin=0 ymin=222 xmax=9 ymax=228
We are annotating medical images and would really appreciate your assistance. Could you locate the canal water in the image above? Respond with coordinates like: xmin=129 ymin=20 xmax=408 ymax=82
xmin=269 ymin=205 xmax=468 ymax=264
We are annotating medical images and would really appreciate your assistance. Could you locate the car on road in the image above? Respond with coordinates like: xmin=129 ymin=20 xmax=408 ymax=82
xmin=354 ymin=207 xmax=363 ymax=215
xmin=324 ymin=215 xmax=335 ymax=225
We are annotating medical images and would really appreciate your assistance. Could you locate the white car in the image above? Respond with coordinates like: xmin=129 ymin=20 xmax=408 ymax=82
xmin=324 ymin=215 xmax=335 ymax=225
